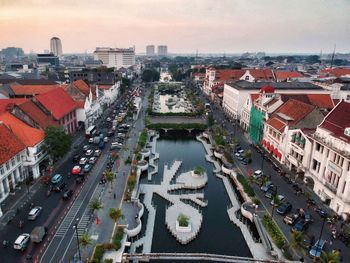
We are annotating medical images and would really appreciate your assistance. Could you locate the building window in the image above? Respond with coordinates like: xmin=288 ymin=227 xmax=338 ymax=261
xmin=342 ymin=181 xmax=346 ymax=194
xmin=6 ymin=162 xmax=10 ymax=170
xmin=17 ymin=155 xmax=20 ymax=162
xmin=312 ymin=159 xmax=320 ymax=173
xmin=11 ymin=158 xmax=15 ymax=166
xmin=0 ymin=166 xmax=4 ymax=175
xmin=315 ymin=143 xmax=324 ymax=153
xmin=245 ymin=76 xmax=249 ymax=80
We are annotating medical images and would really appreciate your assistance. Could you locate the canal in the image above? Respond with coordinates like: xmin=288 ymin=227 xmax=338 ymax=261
xmin=140 ymin=134 xmax=252 ymax=259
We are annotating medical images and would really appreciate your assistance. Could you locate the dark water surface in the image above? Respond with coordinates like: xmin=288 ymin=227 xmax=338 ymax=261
xmin=145 ymin=136 xmax=252 ymax=259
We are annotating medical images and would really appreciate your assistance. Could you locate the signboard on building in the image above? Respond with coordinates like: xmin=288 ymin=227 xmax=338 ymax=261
xmin=328 ymin=160 xmax=342 ymax=175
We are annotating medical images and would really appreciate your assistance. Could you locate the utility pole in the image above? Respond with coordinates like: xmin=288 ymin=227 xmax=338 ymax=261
xmin=74 ymin=219 xmax=82 ymax=262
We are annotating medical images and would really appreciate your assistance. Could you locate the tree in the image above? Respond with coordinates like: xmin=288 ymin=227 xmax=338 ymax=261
xmin=44 ymin=126 xmax=72 ymax=161
xmin=271 ymin=195 xmax=281 ymax=218
xmin=244 ymin=150 xmax=253 ymax=163
xmin=208 ymin=113 xmax=214 ymax=127
xmin=194 ymin=166 xmax=205 ymax=175
xmin=104 ymin=170 xmax=115 ymax=191
xmin=290 ymin=231 xmax=305 ymax=258
xmin=109 ymin=208 xmax=124 ymax=223
xmin=79 ymin=232 xmax=92 ymax=248
xmin=142 ymin=69 xmax=160 ymax=82
xmin=320 ymin=251 xmax=340 ymax=263
xmin=306 ymin=55 xmax=320 ymax=64
xmin=89 ymin=198 xmax=103 ymax=215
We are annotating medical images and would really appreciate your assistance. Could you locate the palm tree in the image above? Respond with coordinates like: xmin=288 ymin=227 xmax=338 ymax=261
xmin=320 ymin=251 xmax=340 ymax=263
xmin=104 ymin=170 xmax=115 ymax=191
xmin=109 ymin=208 xmax=124 ymax=223
xmin=244 ymin=150 xmax=253 ymax=163
xmin=290 ymin=231 xmax=305 ymax=258
xmin=89 ymin=198 xmax=103 ymax=215
xmin=79 ymin=232 xmax=92 ymax=248
xmin=271 ymin=195 xmax=281 ymax=218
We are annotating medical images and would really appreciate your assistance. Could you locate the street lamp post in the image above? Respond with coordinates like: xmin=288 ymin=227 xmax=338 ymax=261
xmin=74 ymin=218 xmax=82 ymax=262
xmin=314 ymin=213 xmax=327 ymax=262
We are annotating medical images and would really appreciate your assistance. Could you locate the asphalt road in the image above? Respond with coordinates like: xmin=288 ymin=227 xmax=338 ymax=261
xmin=204 ymin=87 xmax=349 ymax=261
xmin=0 ymin=88 xmax=133 ymax=263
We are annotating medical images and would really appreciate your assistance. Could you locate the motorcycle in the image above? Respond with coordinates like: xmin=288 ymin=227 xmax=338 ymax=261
xmin=2 ymin=240 xmax=9 ymax=248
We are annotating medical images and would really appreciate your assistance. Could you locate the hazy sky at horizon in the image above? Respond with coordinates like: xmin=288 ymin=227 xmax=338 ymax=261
xmin=0 ymin=0 xmax=349 ymax=54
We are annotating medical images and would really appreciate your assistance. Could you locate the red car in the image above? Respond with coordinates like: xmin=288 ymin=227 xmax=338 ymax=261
xmin=71 ymin=165 xmax=81 ymax=175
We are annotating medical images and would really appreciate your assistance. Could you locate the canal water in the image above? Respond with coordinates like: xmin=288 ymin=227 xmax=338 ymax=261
xmin=143 ymin=135 xmax=252 ymax=259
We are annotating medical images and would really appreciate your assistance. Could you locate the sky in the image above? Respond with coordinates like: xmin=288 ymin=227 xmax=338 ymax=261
xmin=0 ymin=0 xmax=349 ymax=54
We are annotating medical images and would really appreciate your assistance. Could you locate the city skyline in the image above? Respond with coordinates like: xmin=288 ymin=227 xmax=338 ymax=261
xmin=0 ymin=0 xmax=349 ymax=54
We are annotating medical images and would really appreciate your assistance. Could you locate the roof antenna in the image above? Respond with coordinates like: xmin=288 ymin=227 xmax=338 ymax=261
xmin=330 ymin=44 xmax=336 ymax=69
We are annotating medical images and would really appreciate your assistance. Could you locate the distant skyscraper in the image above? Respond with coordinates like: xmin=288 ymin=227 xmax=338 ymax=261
xmin=93 ymin=47 xmax=135 ymax=69
xmin=50 ymin=37 xmax=62 ymax=56
xmin=146 ymin=45 xmax=155 ymax=56
xmin=157 ymin=45 xmax=168 ymax=56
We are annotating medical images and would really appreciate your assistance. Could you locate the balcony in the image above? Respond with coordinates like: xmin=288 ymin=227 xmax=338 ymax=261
xmin=325 ymin=182 xmax=337 ymax=194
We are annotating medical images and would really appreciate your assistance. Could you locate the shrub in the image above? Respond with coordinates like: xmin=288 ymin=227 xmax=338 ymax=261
xmin=138 ymin=130 xmax=148 ymax=148
xmin=112 ymin=227 xmax=125 ymax=250
xmin=194 ymin=166 xmax=205 ymax=175
xmin=262 ymin=214 xmax=286 ymax=249
xmin=237 ymin=174 xmax=255 ymax=197
xmin=177 ymin=214 xmax=190 ymax=227
xmin=90 ymin=244 xmax=105 ymax=263
xmin=252 ymin=197 xmax=261 ymax=205
xmin=104 ymin=259 xmax=113 ymax=263
xmin=146 ymin=123 xmax=207 ymax=130
xmin=103 ymin=243 xmax=115 ymax=250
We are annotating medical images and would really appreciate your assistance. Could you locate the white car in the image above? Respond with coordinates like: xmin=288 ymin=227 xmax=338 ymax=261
xmin=253 ymin=170 xmax=263 ymax=178
xmin=103 ymin=137 xmax=109 ymax=143
xmin=234 ymin=152 xmax=240 ymax=157
xmin=28 ymin=206 xmax=43 ymax=220
xmin=88 ymin=138 xmax=94 ymax=143
xmin=271 ymin=195 xmax=285 ymax=206
xmin=13 ymin=233 xmax=30 ymax=250
xmin=238 ymin=149 xmax=245 ymax=154
xmin=79 ymin=157 xmax=87 ymax=165
xmin=86 ymin=149 xmax=93 ymax=156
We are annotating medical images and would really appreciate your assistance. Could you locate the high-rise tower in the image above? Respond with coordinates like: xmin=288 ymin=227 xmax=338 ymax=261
xmin=50 ymin=37 xmax=62 ymax=56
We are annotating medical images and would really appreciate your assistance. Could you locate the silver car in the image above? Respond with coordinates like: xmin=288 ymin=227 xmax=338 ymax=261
xmin=28 ymin=206 xmax=43 ymax=220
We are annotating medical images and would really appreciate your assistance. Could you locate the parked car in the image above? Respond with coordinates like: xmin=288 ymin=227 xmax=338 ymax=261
xmin=304 ymin=213 xmax=313 ymax=223
xmin=72 ymin=155 xmax=80 ymax=163
xmin=103 ymin=137 xmax=109 ymax=143
xmin=94 ymin=149 xmax=101 ymax=157
xmin=309 ymin=239 xmax=326 ymax=259
xmin=83 ymin=164 xmax=92 ymax=173
xmin=234 ymin=152 xmax=240 ymax=157
xmin=89 ymin=157 xmax=97 ymax=164
xmin=237 ymin=156 xmax=245 ymax=161
xmin=253 ymin=170 xmax=263 ymax=179
xmin=54 ymin=182 xmax=67 ymax=192
xmin=261 ymin=181 xmax=273 ymax=192
xmin=28 ymin=206 xmax=43 ymax=220
xmin=85 ymin=149 xmax=93 ymax=156
xmin=265 ymin=186 xmax=277 ymax=199
xmin=62 ymin=189 xmax=73 ymax=200
xmin=88 ymin=138 xmax=94 ymax=143
xmin=277 ymin=202 xmax=292 ymax=215
xmin=51 ymin=174 xmax=62 ymax=184
xmin=71 ymin=165 xmax=81 ymax=175
xmin=79 ymin=157 xmax=87 ymax=165
xmin=30 ymin=226 xmax=47 ymax=243
xmin=283 ymin=213 xmax=299 ymax=225
xmin=238 ymin=149 xmax=245 ymax=155
xmin=83 ymin=145 xmax=90 ymax=151
xmin=240 ymin=159 xmax=248 ymax=165
xmin=292 ymin=219 xmax=309 ymax=232
xmin=270 ymin=195 xmax=285 ymax=206
xmin=13 ymin=234 xmax=30 ymax=251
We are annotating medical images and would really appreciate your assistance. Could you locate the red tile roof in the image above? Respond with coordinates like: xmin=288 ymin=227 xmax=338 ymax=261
xmin=250 ymin=93 xmax=260 ymax=102
xmin=35 ymin=87 xmax=77 ymax=120
xmin=280 ymin=94 xmax=334 ymax=110
xmin=72 ymin=80 xmax=90 ymax=96
xmin=268 ymin=99 xmax=315 ymax=127
xmin=215 ymin=69 xmax=245 ymax=81
xmin=76 ymin=100 xmax=85 ymax=109
xmin=11 ymin=85 xmax=61 ymax=96
xmin=98 ymin=85 xmax=113 ymax=90
xmin=17 ymin=100 xmax=59 ymax=129
xmin=320 ymin=68 xmax=350 ymax=78
xmin=0 ymin=98 xmax=27 ymax=113
xmin=248 ymin=69 xmax=274 ymax=80
xmin=0 ymin=123 xmax=25 ymax=165
xmin=0 ymin=112 xmax=45 ymax=147
xmin=266 ymin=117 xmax=286 ymax=132
xmin=319 ymin=100 xmax=350 ymax=143
xmin=274 ymin=71 xmax=303 ymax=81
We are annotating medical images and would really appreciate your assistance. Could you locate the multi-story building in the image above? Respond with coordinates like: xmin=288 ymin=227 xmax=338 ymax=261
xmin=157 ymin=45 xmax=168 ymax=56
xmin=68 ymin=69 xmax=116 ymax=85
xmin=35 ymin=87 xmax=78 ymax=134
xmin=50 ymin=37 xmax=63 ymax=56
xmin=37 ymin=53 xmax=59 ymax=68
xmin=93 ymin=47 xmax=135 ymax=69
xmin=146 ymin=45 xmax=155 ymax=56
xmin=305 ymin=100 xmax=350 ymax=217
xmin=0 ymin=123 xmax=26 ymax=217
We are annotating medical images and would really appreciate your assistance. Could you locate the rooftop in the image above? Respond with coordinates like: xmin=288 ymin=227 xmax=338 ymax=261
xmin=0 ymin=123 xmax=25 ymax=165
xmin=0 ymin=112 xmax=44 ymax=147
xmin=226 ymin=80 xmax=322 ymax=90
xmin=274 ymin=71 xmax=303 ymax=81
xmin=35 ymin=87 xmax=77 ymax=120
xmin=11 ymin=84 xmax=62 ymax=96
xmin=0 ymin=98 xmax=27 ymax=113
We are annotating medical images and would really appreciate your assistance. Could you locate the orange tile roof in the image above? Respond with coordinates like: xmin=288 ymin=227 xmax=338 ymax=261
xmin=72 ymin=80 xmax=90 ymax=96
xmin=98 ymin=85 xmax=113 ymax=90
xmin=250 ymin=93 xmax=260 ymax=102
xmin=320 ymin=68 xmax=350 ymax=78
xmin=0 ymin=123 xmax=25 ymax=165
xmin=274 ymin=71 xmax=303 ymax=81
xmin=280 ymin=94 xmax=334 ymax=110
xmin=248 ymin=69 xmax=274 ymax=80
xmin=17 ymin=100 xmax=59 ymax=129
xmin=270 ymin=99 xmax=315 ymax=127
xmin=266 ymin=117 xmax=286 ymax=132
xmin=215 ymin=69 xmax=245 ymax=81
xmin=0 ymin=98 xmax=27 ymax=113
xmin=0 ymin=112 xmax=45 ymax=147
xmin=35 ymin=87 xmax=77 ymax=120
xmin=11 ymin=85 xmax=61 ymax=96
xmin=76 ymin=100 xmax=85 ymax=109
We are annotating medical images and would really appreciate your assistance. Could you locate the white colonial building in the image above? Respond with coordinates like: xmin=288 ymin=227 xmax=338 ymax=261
xmin=93 ymin=47 xmax=135 ymax=69
xmin=305 ymin=100 xmax=350 ymax=218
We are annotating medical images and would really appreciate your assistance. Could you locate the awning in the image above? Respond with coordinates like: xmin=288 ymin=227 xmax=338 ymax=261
xmin=277 ymin=152 xmax=282 ymax=159
xmin=270 ymin=145 xmax=275 ymax=152
xmin=266 ymin=141 xmax=270 ymax=148
xmin=273 ymin=148 xmax=279 ymax=156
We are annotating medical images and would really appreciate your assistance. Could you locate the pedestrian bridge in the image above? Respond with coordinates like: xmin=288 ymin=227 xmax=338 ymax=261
xmin=122 ymin=253 xmax=285 ymax=262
